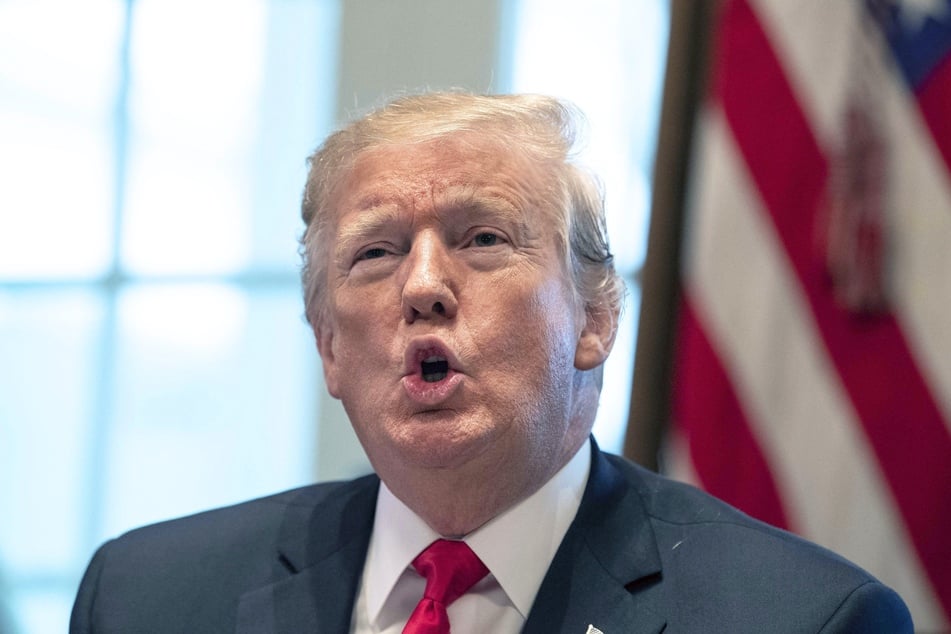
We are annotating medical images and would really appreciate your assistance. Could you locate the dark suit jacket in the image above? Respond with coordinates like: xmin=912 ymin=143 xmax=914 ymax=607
xmin=70 ymin=442 xmax=912 ymax=633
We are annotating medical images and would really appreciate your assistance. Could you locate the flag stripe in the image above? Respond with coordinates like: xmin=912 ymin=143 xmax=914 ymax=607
xmin=715 ymin=0 xmax=951 ymax=617
xmin=672 ymin=299 xmax=791 ymax=531
xmin=682 ymin=105 xmax=946 ymax=626
xmin=888 ymin=89 xmax=951 ymax=430
xmin=917 ymin=50 xmax=951 ymax=178
xmin=752 ymin=1 xmax=859 ymax=147
xmin=755 ymin=0 xmax=951 ymax=434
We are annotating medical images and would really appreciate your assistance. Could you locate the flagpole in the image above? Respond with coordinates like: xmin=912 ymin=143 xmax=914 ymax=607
xmin=624 ymin=0 xmax=717 ymax=470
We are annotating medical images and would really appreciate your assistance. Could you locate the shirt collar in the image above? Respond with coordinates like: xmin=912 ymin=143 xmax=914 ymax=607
xmin=363 ymin=439 xmax=591 ymax=622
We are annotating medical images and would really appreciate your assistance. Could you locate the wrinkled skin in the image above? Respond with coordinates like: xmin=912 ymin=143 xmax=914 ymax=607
xmin=316 ymin=135 xmax=613 ymax=536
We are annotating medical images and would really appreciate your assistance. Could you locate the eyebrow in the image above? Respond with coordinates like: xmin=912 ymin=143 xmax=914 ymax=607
xmin=333 ymin=185 xmax=533 ymax=253
xmin=335 ymin=204 xmax=406 ymax=248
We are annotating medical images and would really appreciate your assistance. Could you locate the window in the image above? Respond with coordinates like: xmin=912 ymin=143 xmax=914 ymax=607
xmin=0 ymin=1 xmax=339 ymax=630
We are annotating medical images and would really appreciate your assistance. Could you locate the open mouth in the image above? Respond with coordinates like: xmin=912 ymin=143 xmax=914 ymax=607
xmin=421 ymin=356 xmax=449 ymax=383
xmin=402 ymin=337 xmax=463 ymax=405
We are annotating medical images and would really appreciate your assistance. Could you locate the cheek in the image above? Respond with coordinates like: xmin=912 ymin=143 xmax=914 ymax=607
xmin=323 ymin=301 xmax=385 ymax=393
xmin=531 ymin=273 xmax=583 ymax=340
xmin=500 ymin=278 xmax=581 ymax=381
xmin=333 ymin=286 xmax=394 ymax=339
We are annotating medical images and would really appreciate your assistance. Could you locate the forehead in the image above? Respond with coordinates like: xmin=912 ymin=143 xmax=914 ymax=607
xmin=330 ymin=135 xmax=552 ymax=223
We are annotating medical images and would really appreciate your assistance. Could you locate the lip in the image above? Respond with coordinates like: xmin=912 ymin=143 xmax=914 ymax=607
xmin=401 ymin=335 xmax=465 ymax=406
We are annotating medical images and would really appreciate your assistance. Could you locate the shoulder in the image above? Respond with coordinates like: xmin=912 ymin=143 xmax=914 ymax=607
xmin=99 ymin=475 xmax=376 ymax=563
xmin=71 ymin=475 xmax=378 ymax=632
xmin=601 ymin=453 xmax=913 ymax=632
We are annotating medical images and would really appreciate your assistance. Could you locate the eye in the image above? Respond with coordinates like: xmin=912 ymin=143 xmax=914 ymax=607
xmin=357 ymin=247 xmax=388 ymax=261
xmin=470 ymin=232 xmax=502 ymax=247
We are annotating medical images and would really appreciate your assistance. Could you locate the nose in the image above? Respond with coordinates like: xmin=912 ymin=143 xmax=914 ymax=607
xmin=401 ymin=234 xmax=458 ymax=323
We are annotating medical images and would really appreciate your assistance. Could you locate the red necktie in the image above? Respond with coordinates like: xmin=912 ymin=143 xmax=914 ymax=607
xmin=402 ymin=539 xmax=489 ymax=634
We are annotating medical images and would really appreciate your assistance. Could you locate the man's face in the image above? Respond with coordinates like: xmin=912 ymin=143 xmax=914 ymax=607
xmin=316 ymin=135 xmax=603 ymax=496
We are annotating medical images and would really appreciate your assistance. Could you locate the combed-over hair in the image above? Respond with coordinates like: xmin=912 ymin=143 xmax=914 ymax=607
xmin=299 ymin=91 xmax=624 ymax=333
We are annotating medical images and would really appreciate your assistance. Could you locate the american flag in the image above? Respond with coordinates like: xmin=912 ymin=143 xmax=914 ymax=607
xmin=668 ymin=0 xmax=951 ymax=629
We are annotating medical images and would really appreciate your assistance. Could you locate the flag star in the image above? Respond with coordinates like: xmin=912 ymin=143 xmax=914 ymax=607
xmin=893 ymin=0 xmax=950 ymax=33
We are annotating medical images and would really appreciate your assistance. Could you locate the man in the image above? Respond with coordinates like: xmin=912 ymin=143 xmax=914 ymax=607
xmin=71 ymin=92 xmax=912 ymax=633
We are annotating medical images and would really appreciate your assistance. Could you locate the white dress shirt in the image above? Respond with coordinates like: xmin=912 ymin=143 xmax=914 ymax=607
xmin=350 ymin=439 xmax=591 ymax=634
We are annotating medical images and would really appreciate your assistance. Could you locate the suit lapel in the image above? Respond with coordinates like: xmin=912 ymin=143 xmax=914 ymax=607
xmin=236 ymin=475 xmax=379 ymax=634
xmin=523 ymin=443 xmax=666 ymax=634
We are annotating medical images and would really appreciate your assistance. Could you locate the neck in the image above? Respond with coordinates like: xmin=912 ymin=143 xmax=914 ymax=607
xmin=382 ymin=429 xmax=590 ymax=537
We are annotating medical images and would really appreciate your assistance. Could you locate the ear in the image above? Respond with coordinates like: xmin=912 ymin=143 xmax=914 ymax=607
xmin=316 ymin=322 xmax=342 ymax=399
xmin=574 ymin=303 xmax=619 ymax=372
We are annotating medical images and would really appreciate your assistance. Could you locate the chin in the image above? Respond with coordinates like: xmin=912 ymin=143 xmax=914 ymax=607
xmin=383 ymin=415 xmax=497 ymax=469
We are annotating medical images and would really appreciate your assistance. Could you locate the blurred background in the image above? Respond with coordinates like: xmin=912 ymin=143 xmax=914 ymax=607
xmin=0 ymin=1 xmax=669 ymax=631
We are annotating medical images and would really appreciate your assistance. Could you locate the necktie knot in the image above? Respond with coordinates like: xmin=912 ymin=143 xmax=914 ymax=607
xmin=403 ymin=539 xmax=488 ymax=634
